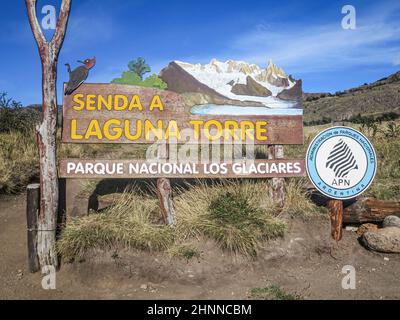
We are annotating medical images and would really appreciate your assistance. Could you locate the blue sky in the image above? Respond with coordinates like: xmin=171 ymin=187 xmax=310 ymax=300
xmin=0 ymin=0 xmax=400 ymax=105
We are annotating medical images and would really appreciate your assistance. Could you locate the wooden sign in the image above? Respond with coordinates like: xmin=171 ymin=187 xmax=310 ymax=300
xmin=59 ymin=159 xmax=306 ymax=179
xmin=62 ymin=83 xmax=304 ymax=145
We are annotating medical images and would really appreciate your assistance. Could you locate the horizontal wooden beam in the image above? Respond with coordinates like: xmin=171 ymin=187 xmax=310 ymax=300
xmin=59 ymin=159 xmax=306 ymax=179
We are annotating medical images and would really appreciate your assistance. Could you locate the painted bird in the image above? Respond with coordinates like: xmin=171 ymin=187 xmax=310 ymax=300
xmin=64 ymin=57 xmax=96 ymax=95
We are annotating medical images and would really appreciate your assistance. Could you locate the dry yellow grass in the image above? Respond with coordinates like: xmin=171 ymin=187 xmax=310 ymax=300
xmin=57 ymin=187 xmax=175 ymax=261
xmin=174 ymin=180 xmax=286 ymax=256
xmin=282 ymin=178 xmax=328 ymax=218
xmin=0 ymin=131 xmax=38 ymax=193
xmin=58 ymin=179 xmax=327 ymax=260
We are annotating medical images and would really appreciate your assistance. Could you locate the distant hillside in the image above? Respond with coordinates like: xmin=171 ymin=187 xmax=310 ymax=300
xmin=304 ymin=71 xmax=400 ymax=124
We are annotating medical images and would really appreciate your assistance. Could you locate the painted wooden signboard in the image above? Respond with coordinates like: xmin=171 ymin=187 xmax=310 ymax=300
xmin=60 ymin=82 xmax=305 ymax=179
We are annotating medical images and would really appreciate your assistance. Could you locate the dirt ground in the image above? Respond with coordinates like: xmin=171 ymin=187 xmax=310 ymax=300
xmin=1 ymin=189 xmax=400 ymax=300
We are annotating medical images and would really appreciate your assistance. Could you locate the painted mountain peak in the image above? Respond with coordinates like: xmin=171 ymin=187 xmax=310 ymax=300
xmin=160 ymin=58 xmax=302 ymax=109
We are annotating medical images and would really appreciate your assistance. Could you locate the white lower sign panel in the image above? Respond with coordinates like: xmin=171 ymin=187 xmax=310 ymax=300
xmin=59 ymin=159 xmax=306 ymax=179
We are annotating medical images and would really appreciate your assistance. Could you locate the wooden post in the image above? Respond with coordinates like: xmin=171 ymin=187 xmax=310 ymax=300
xmin=156 ymin=143 xmax=175 ymax=225
xmin=57 ymin=178 xmax=67 ymax=238
xmin=328 ymin=199 xmax=343 ymax=241
xmin=268 ymin=145 xmax=285 ymax=206
xmin=26 ymin=184 xmax=40 ymax=273
xmin=26 ymin=0 xmax=71 ymax=268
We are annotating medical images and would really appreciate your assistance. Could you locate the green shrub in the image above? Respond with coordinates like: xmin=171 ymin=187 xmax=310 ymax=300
xmin=141 ymin=74 xmax=168 ymax=90
xmin=250 ymin=285 xmax=301 ymax=300
xmin=127 ymin=57 xmax=151 ymax=80
xmin=175 ymin=181 xmax=286 ymax=257
xmin=205 ymin=191 xmax=286 ymax=257
xmin=0 ymin=93 xmax=40 ymax=133
xmin=111 ymin=57 xmax=168 ymax=89
xmin=169 ymin=244 xmax=201 ymax=261
xmin=112 ymin=71 xmax=167 ymax=90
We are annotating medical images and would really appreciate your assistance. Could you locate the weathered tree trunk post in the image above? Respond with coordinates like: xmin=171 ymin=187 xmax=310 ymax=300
xmin=26 ymin=184 xmax=40 ymax=273
xmin=328 ymin=199 xmax=343 ymax=241
xmin=26 ymin=0 xmax=71 ymax=268
xmin=156 ymin=143 xmax=175 ymax=225
xmin=268 ymin=145 xmax=285 ymax=206
xmin=57 ymin=178 xmax=67 ymax=237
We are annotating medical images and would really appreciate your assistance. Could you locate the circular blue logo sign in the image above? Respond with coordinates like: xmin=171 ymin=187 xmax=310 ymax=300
xmin=306 ymin=127 xmax=377 ymax=200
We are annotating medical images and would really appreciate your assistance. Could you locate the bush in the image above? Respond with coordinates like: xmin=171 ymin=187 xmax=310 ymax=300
xmin=111 ymin=57 xmax=168 ymax=90
xmin=0 ymin=131 xmax=39 ymax=193
xmin=112 ymin=71 xmax=168 ymax=90
xmin=175 ymin=181 xmax=286 ymax=257
xmin=111 ymin=71 xmax=167 ymax=90
xmin=205 ymin=191 xmax=286 ymax=256
xmin=0 ymin=93 xmax=40 ymax=133
xmin=348 ymin=112 xmax=399 ymax=125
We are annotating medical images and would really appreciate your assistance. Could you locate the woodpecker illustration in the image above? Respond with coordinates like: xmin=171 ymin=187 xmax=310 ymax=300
xmin=64 ymin=57 xmax=96 ymax=95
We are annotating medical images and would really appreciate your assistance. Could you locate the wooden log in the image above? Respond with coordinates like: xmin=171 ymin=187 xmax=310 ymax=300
xmin=268 ymin=145 xmax=285 ymax=206
xmin=26 ymin=0 xmax=71 ymax=268
xmin=156 ymin=143 xmax=175 ymax=225
xmin=26 ymin=184 xmax=40 ymax=273
xmin=344 ymin=197 xmax=400 ymax=224
xmin=328 ymin=199 xmax=343 ymax=241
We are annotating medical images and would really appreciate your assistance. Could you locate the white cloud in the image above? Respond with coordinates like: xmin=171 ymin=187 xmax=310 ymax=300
xmin=62 ymin=9 xmax=114 ymax=53
xmin=224 ymin=2 xmax=400 ymax=73
xmin=393 ymin=55 xmax=400 ymax=66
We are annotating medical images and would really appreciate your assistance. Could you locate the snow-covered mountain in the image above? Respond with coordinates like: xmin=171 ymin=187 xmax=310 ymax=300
xmin=160 ymin=59 xmax=302 ymax=108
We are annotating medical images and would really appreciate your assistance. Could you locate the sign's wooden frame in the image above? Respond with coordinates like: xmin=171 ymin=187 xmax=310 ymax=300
xmin=60 ymin=83 xmax=305 ymax=227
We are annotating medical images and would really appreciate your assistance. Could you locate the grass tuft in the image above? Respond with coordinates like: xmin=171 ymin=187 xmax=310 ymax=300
xmin=282 ymin=178 xmax=328 ymax=218
xmin=168 ymin=244 xmax=201 ymax=261
xmin=77 ymin=180 xmax=100 ymax=199
xmin=250 ymin=285 xmax=301 ymax=300
xmin=175 ymin=181 xmax=286 ymax=257
xmin=366 ymin=179 xmax=400 ymax=200
xmin=58 ymin=181 xmax=292 ymax=260
xmin=57 ymin=187 xmax=175 ymax=261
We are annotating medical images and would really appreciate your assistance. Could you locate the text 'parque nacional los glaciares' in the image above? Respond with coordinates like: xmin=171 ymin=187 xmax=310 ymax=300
xmin=59 ymin=159 xmax=306 ymax=179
